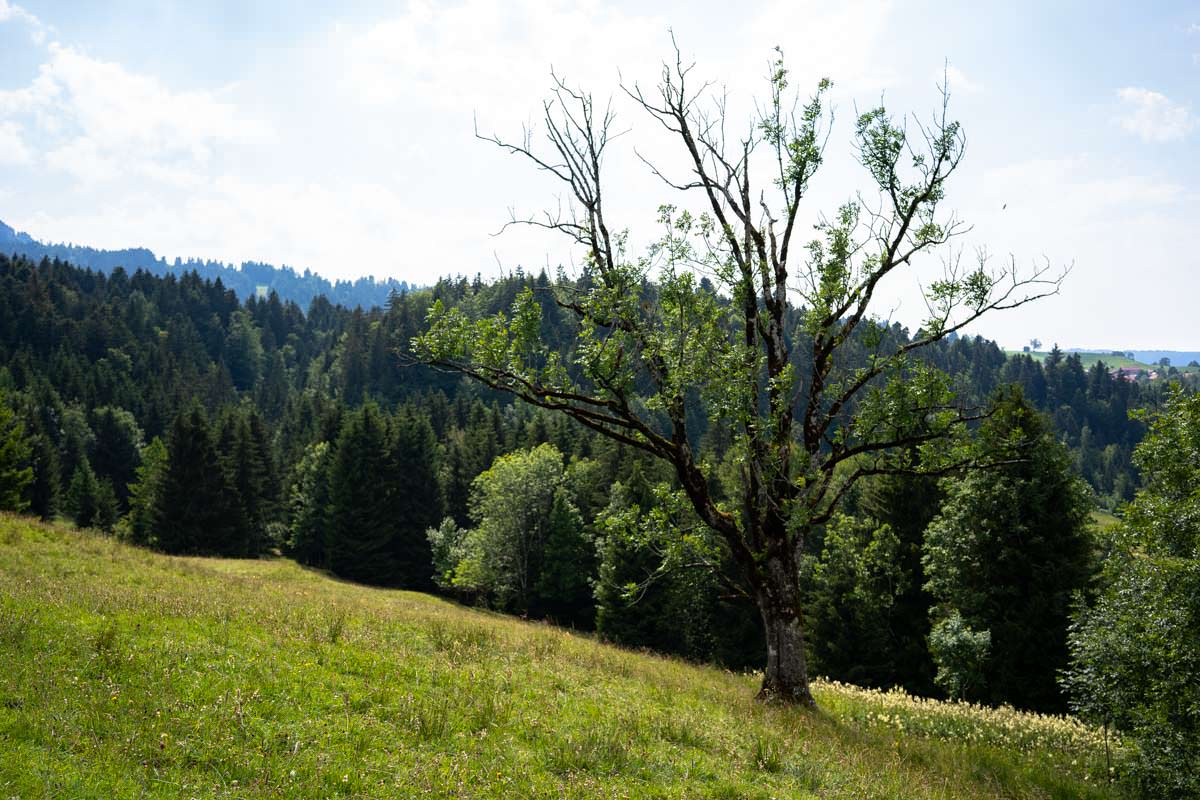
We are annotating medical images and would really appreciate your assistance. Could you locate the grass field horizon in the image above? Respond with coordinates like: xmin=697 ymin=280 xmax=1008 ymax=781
xmin=1004 ymin=349 xmax=1200 ymax=375
xmin=0 ymin=514 xmax=1121 ymax=798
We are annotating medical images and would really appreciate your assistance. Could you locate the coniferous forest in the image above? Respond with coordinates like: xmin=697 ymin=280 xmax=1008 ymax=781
xmin=0 ymin=253 xmax=1171 ymax=667
xmin=2 ymin=250 xmax=1199 ymax=793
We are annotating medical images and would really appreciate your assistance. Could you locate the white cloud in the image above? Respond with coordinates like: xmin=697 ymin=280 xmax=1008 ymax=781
xmin=44 ymin=137 xmax=119 ymax=182
xmin=0 ymin=0 xmax=48 ymax=43
xmin=741 ymin=0 xmax=896 ymax=93
xmin=0 ymin=120 xmax=32 ymax=165
xmin=0 ymin=0 xmax=36 ymax=24
xmin=0 ymin=44 xmax=270 ymax=184
xmin=340 ymin=0 xmax=668 ymax=115
xmin=943 ymin=65 xmax=981 ymax=95
xmin=0 ymin=0 xmax=907 ymax=286
xmin=0 ymin=0 xmax=39 ymax=28
xmin=1115 ymin=87 xmax=1196 ymax=143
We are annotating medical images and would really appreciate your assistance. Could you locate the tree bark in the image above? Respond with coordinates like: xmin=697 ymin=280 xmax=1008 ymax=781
xmin=756 ymin=556 xmax=816 ymax=707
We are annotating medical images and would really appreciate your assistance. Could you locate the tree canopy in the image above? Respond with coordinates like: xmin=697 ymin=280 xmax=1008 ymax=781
xmin=1064 ymin=387 xmax=1200 ymax=796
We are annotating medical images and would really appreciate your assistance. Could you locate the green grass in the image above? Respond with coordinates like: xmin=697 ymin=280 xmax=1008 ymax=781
xmin=0 ymin=514 xmax=1121 ymax=798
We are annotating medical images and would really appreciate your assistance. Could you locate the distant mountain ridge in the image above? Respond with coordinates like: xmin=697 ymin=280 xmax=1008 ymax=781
xmin=1124 ymin=350 xmax=1200 ymax=367
xmin=0 ymin=219 xmax=413 ymax=311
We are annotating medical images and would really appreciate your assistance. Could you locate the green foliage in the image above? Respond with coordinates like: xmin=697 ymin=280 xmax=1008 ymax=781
xmin=0 ymin=391 xmax=32 ymax=512
xmin=326 ymin=403 xmax=401 ymax=583
xmin=924 ymin=389 xmax=1094 ymax=711
xmin=803 ymin=513 xmax=907 ymax=686
xmin=594 ymin=478 xmax=761 ymax=667
xmin=389 ymin=409 xmax=442 ymax=588
xmin=426 ymin=516 xmax=467 ymax=590
xmin=444 ymin=444 xmax=592 ymax=623
xmin=533 ymin=488 xmax=594 ymax=626
xmin=225 ymin=308 xmax=265 ymax=391
xmin=219 ymin=406 xmax=278 ymax=553
xmin=283 ymin=441 xmax=331 ymax=566
xmin=928 ymin=611 xmax=992 ymax=702
xmin=1064 ymin=387 xmax=1200 ymax=797
xmin=57 ymin=406 xmax=94 ymax=492
xmin=325 ymin=404 xmax=440 ymax=587
xmin=122 ymin=437 xmax=167 ymax=546
xmin=88 ymin=406 xmax=143 ymax=511
xmin=64 ymin=460 xmax=118 ymax=532
xmin=153 ymin=405 xmax=250 ymax=556
xmin=856 ymin=469 xmax=943 ymax=694
xmin=26 ymin=431 xmax=60 ymax=520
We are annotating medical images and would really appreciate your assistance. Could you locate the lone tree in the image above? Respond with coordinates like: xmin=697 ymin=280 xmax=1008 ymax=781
xmin=415 ymin=45 xmax=1061 ymax=706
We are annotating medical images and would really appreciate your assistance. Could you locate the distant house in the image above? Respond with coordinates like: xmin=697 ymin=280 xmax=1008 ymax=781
xmin=1111 ymin=366 xmax=1147 ymax=382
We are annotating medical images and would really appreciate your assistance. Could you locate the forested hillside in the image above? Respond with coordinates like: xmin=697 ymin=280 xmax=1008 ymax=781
xmin=0 ymin=253 xmax=1178 ymax=704
xmin=0 ymin=220 xmax=413 ymax=310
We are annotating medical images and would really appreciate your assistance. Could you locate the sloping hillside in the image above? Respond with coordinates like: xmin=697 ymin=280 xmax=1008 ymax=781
xmin=0 ymin=515 xmax=1117 ymax=799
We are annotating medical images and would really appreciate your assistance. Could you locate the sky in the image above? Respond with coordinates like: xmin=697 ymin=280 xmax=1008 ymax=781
xmin=0 ymin=0 xmax=1198 ymax=350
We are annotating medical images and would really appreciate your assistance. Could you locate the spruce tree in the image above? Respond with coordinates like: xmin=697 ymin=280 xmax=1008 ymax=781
xmin=27 ymin=431 xmax=60 ymax=520
xmin=57 ymin=406 xmax=93 ymax=496
xmin=245 ymin=408 xmax=280 ymax=524
xmin=124 ymin=437 xmax=167 ymax=546
xmin=89 ymin=406 xmax=143 ymax=511
xmin=533 ymin=486 xmax=592 ymax=626
xmin=923 ymin=388 xmax=1094 ymax=711
xmin=284 ymin=441 xmax=332 ymax=566
xmin=227 ymin=419 xmax=267 ymax=553
xmin=326 ymin=404 xmax=403 ymax=584
xmin=0 ymin=392 xmax=33 ymax=512
xmin=65 ymin=461 xmax=118 ymax=531
xmin=390 ymin=410 xmax=441 ymax=589
xmin=856 ymin=468 xmax=943 ymax=694
xmin=154 ymin=406 xmax=249 ymax=556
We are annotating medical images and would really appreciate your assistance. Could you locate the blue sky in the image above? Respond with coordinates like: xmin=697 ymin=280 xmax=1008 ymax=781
xmin=1 ymin=1 xmax=1197 ymax=349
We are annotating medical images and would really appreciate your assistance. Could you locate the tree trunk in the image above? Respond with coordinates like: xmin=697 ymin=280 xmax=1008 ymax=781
xmin=756 ymin=557 xmax=816 ymax=707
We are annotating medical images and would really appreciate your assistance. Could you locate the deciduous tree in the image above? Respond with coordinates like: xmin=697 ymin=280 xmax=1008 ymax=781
xmin=1064 ymin=387 xmax=1200 ymax=796
xmin=416 ymin=44 xmax=1063 ymax=704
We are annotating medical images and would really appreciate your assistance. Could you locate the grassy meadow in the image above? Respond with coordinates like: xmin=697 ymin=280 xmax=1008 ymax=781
xmin=0 ymin=514 xmax=1121 ymax=799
